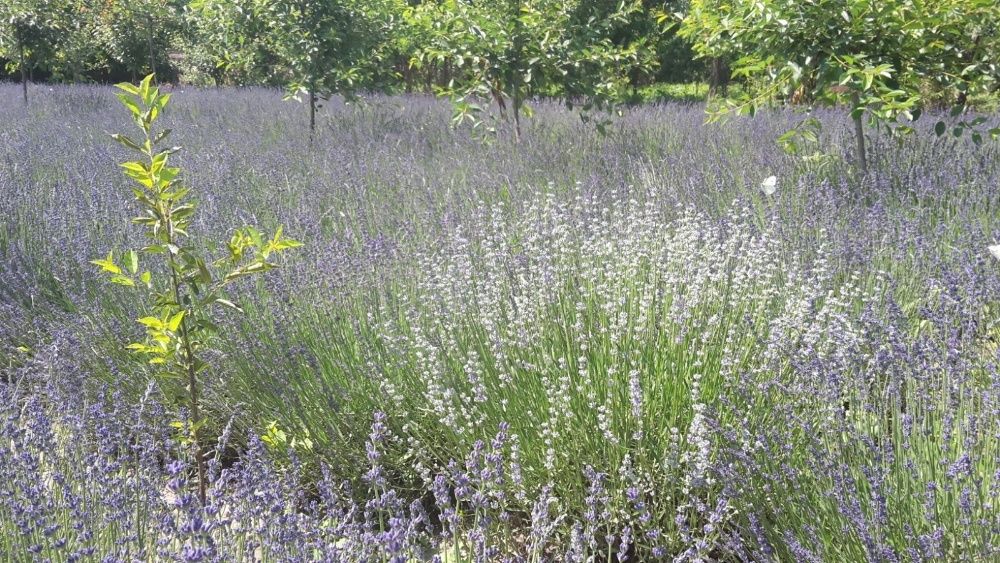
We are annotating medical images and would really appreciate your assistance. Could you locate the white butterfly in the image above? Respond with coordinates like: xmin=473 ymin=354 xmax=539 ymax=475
xmin=761 ymin=175 xmax=778 ymax=195
xmin=989 ymin=244 xmax=1000 ymax=260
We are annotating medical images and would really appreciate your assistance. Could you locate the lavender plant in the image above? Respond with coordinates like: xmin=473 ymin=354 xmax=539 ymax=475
xmin=3 ymin=83 xmax=1000 ymax=560
xmin=92 ymin=75 xmax=301 ymax=504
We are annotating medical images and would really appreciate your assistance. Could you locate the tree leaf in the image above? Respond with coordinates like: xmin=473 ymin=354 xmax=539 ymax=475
xmin=167 ymin=311 xmax=185 ymax=332
xmin=153 ymin=129 xmax=172 ymax=144
xmin=115 ymin=82 xmax=140 ymax=95
xmin=124 ymin=250 xmax=139 ymax=274
xmin=116 ymin=93 xmax=142 ymax=118
xmin=214 ymin=298 xmax=243 ymax=313
xmin=110 ymin=133 xmax=143 ymax=152
xmin=111 ymin=275 xmax=135 ymax=287
xmin=91 ymin=252 xmax=121 ymax=274
xmin=137 ymin=316 xmax=164 ymax=330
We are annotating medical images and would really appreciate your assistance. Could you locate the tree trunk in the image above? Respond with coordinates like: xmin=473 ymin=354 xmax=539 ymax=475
xmin=210 ymin=65 xmax=224 ymax=86
xmin=403 ymin=61 xmax=413 ymax=94
xmin=309 ymin=90 xmax=317 ymax=140
xmin=166 ymin=253 xmax=207 ymax=505
xmin=512 ymin=91 xmax=522 ymax=142
xmin=146 ymin=15 xmax=157 ymax=79
xmin=851 ymin=91 xmax=868 ymax=176
xmin=709 ymin=58 xmax=730 ymax=97
xmin=491 ymin=84 xmax=508 ymax=122
xmin=19 ymin=41 xmax=28 ymax=106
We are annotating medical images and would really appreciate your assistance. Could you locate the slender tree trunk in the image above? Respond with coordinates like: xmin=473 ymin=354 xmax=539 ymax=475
xmin=403 ymin=61 xmax=413 ymax=93
xmin=512 ymin=90 xmax=522 ymax=142
xmin=443 ymin=61 xmax=452 ymax=89
xmin=163 ymin=211 xmax=207 ymax=504
xmin=491 ymin=84 xmax=507 ymax=122
xmin=309 ymin=90 xmax=317 ymax=141
xmin=709 ymin=58 xmax=730 ymax=97
xmin=181 ymin=328 xmax=207 ymax=505
xmin=157 ymin=111 xmax=206 ymax=501
xmin=169 ymin=266 xmax=207 ymax=505
xmin=210 ymin=65 xmax=224 ymax=86
xmin=146 ymin=15 xmax=157 ymax=79
xmin=851 ymin=91 xmax=868 ymax=176
xmin=19 ymin=41 xmax=28 ymax=106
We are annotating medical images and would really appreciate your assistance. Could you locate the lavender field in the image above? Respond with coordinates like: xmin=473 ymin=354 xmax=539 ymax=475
xmin=2 ymin=84 xmax=1000 ymax=561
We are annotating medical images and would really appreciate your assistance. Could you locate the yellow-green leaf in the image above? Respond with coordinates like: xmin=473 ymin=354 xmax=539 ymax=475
xmin=110 ymin=275 xmax=135 ymax=287
xmin=115 ymin=82 xmax=140 ymax=95
xmin=124 ymin=250 xmax=139 ymax=274
xmin=137 ymin=316 xmax=164 ymax=330
xmin=91 ymin=252 xmax=121 ymax=275
xmin=167 ymin=311 xmax=185 ymax=332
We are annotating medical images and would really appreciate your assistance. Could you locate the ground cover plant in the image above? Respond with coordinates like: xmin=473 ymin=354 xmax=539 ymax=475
xmin=1 ymin=83 xmax=1000 ymax=560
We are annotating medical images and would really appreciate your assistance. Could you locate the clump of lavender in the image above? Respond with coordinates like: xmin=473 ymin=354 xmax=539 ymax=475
xmin=362 ymin=189 xmax=881 ymax=555
xmin=8 ymin=186 xmax=999 ymax=559
xmin=0 ymin=364 xmax=634 ymax=560
xmin=3 ymin=83 xmax=1000 ymax=559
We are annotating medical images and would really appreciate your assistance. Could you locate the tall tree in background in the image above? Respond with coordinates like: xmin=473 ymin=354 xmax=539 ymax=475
xmin=573 ymin=0 xmax=700 ymax=97
xmin=1 ymin=0 xmax=62 ymax=104
xmin=261 ymin=0 xmax=391 ymax=135
xmin=670 ymin=0 xmax=728 ymax=95
xmin=50 ymin=0 xmax=106 ymax=82
xmin=406 ymin=0 xmax=653 ymax=140
xmin=680 ymin=0 xmax=1000 ymax=175
xmin=182 ymin=0 xmax=280 ymax=85
xmin=563 ymin=0 xmax=662 ymax=101
xmin=101 ymin=0 xmax=179 ymax=81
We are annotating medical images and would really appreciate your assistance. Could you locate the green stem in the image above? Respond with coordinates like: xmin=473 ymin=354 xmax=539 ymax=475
xmin=149 ymin=132 xmax=207 ymax=505
xmin=169 ymin=259 xmax=208 ymax=505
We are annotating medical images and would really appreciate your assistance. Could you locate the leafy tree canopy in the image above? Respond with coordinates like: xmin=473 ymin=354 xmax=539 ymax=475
xmin=679 ymin=0 xmax=1000 ymax=172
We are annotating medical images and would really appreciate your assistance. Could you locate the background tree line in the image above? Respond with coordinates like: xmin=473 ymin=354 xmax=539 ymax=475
xmin=4 ymin=0 xmax=997 ymax=153
xmin=0 ymin=0 xmax=703 ymax=93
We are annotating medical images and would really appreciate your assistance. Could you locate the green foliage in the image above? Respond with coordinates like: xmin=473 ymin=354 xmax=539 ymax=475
xmin=0 ymin=0 xmax=184 ymax=85
xmin=405 ymin=0 xmax=656 ymax=138
xmin=44 ymin=0 xmax=105 ymax=81
xmin=682 ymin=0 xmax=999 ymax=117
xmin=101 ymin=0 xmax=181 ymax=80
xmin=634 ymin=81 xmax=730 ymax=103
xmin=181 ymin=0 xmax=280 ymax=86
xmin=94 ymin=74 xmax=301 ymax=501
xmin=0 ymin=0 xmax=64 ymax=101
xmin=679 ymin=0 xmax=1000 ymax=172
xmin=259 ymin=0 xmax=393 ymax=132
xmin=0 ymin=1 xmax=188 ymax=87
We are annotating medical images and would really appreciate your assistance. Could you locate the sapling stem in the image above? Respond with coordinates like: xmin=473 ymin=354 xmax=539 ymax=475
xmin=166 ymin=229 xmax=207 ymax=503
xmin=96 ymin=74 xmax=300 ymax=507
